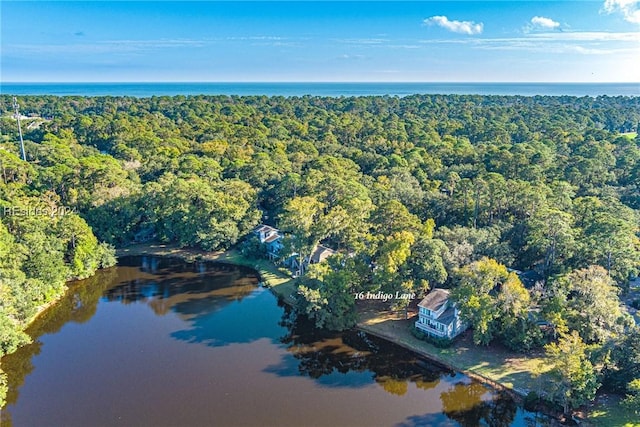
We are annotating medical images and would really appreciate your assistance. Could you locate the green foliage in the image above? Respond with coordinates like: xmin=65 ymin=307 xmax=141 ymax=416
xmin=451 ymin=258 xmax=539 ymax=349
xmin=605 ymin=327 xmax=640 ymax=393
xmin=0 ymin=311 xmax=31 ymax=356
xmin=411 ymin=326 xmax=453 ymax=348
xmin=0 ymin=368 xmax=6 ymax=408
xmin=572 ymin=198 xmax=640 ymax=284
xmin=2 ymin=93 xmax=639 ymax=415
xmin=0 ymin=183 xmax=113 ymax=360
xmin=526 ymin=208 xmax=575 ymax=276
xmin=562 ymin=266 xmax=629 ymax=343
xmin=545 ymin=330 xmax=600 ymax=415
xmin=622 ymin=378 xmax=640 ymax=415
xmin=296 ymin=255 xmax=358 ymax=331
xmin=239 ymin=235 xmax=266 ymax=259
xmin=451 ymin=258 xmax=506 ymax=345
xmin=142 ymin=174 xmax=260 ymax=250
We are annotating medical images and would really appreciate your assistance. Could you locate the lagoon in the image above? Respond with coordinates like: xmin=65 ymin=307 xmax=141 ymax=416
xmin=1 ymin=256 xmax=543 ymax=426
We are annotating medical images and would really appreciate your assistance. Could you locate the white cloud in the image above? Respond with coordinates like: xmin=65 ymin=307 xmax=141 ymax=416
xmin=417 ymin=31 xmax=640 ymax=56
xmin=530 ymin=16 xmax=560 ymax=29
xmin=424 ymin=16 xmax=483 ymax=35
xmin=603 ymin=0 xmax=640 ymax=24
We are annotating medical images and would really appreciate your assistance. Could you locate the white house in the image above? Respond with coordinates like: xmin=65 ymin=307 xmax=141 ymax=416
xmin=253 ymin=225 xmax=336 ymax=272
xmin=253 ymin=225 xmax=283 ymax=260
xmin=415 ymin=289 xmax=467 ymax=339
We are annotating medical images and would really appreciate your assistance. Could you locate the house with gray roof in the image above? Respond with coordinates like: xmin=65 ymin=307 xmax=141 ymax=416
xmin=415 ymin=289 xmax=467 ymax=339
xmin=253 ymin=224 xmax=283 ymax=260
xmin=309 ymin=245 xmax=336 ymax=264
xmin=253 ymin=225 xmax=336 ymax=273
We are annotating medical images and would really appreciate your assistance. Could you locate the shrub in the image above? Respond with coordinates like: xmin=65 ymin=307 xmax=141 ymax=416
xmin=239 ymin=236 xmax=266 ymax=259
xmin=411 ymin=326 xmax=453 ymax=348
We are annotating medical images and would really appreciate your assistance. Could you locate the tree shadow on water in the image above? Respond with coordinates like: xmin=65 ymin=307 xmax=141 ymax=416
xmin=439 ymin=380 xmax=518 ymax=427
xmin=264 ymin=313 xmax=448 ymax=390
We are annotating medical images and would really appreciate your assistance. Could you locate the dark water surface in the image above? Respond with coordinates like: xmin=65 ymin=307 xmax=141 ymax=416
xmin=1 ymin=257 xmax=544 ymax=426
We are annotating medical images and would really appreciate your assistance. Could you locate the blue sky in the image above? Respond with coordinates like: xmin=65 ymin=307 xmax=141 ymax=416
xmin=1 ymin=1 xmax=639 ymax=82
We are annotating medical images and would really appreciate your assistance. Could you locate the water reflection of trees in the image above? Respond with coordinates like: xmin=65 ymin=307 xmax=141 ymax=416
xmin=1 ymin=256 xmax=259 ymax=421
xmin=274 ymin=312 xmax=447 ymax=387
xmin=275 ymin=312 xmax=524 ymax=427
xmin=440 ymin=381 xmax=517 ymax=427
xmin=1 ymin=266 xmax=118 ymax=423
xmin=102 ymin=258 xmax=258 ymax=318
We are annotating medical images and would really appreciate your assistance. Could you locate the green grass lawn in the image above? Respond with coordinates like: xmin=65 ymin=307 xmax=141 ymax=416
xmin=589 ymin=397 xmax=640 ymax=427
xmin=621 ymin=132 xmax=638 ymax=140
xmin=209 ymin=249 xmax=297 ymax=304
xmin=357 ymin=314 xmax=553 ymax=396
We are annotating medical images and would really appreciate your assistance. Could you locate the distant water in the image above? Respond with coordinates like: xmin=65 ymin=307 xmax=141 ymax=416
xmin=2 ymin=82 xmax=639 ymax=97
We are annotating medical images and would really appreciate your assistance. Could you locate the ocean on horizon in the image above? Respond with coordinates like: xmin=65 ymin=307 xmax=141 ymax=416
xmin=1 ymin=82 xmax=639 ymax=98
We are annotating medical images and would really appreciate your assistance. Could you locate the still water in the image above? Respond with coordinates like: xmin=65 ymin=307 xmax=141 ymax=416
xmin=1 ymin=257 xmax=543 ymax=426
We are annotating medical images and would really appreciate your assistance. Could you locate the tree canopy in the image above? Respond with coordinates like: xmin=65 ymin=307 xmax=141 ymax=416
xmin=1 ymin=92 xmax=639 ymax=410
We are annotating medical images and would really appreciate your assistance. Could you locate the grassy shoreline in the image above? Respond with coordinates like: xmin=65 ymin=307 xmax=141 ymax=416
xmin=118 ymin=244 xmax=545 ymax=393
xmin=116 ymin=243 xmax=638 ymax=426
xmin=116 ymin=243 xmax=298 ymax=304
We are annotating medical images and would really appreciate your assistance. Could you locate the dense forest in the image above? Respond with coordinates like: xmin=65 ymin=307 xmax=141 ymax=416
xmin=1 ymin=93 xmax=639 ymax=413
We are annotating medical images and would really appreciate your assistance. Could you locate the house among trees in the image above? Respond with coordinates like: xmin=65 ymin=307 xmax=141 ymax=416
xmin=253 ymin=224 xmax=336 ymax=273
xmin=309 ymin=245 xmax=337 ymax=264
xmin=253 ymin=224 xmax=283 ymax=260
xmin=415 ymin=289 xmax=467 ymax=339
xmin=508 ymin=268 xmax=545 ymax=289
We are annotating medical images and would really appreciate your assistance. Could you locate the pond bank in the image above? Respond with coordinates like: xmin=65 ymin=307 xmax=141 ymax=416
xmin=115 ymin=244 xmax=637 ymax=426
xmin=117 ymin=245 xmax=547 ymax=391
xmin=116 ymin=243 xmax=298 ymax=305
xmin=116 ymin=246 xmax=543 ymax=390
xmin=356 ymin=304 xmax=554 ymax=398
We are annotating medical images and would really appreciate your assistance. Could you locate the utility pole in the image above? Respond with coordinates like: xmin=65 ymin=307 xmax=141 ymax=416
xmin=12 ymin=97 xmax=26 ymax=161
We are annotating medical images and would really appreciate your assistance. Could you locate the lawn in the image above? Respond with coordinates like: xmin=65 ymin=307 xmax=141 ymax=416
xmin=621 ymin=132 xmax=638 ymax=140
xmin=357 ymin=305 xmax=552 ymax=396
xmin=358 ymin=306 xmax=640 ymax=425
xmin=588 ymin=395 xmax=640 ymax=427
xmin=209 ymin=249 xmax=297 ymax=304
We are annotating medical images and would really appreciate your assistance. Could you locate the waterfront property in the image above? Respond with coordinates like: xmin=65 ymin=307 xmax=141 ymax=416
xmin=254 ymin=224 xmax=283 ymax=260
xmin=415 ymin=289 xmax=467 ymax=339
xmin=1 ymin=256 xmax=537 ymax=426
xmin=253 ymin=224 xmax=336 ymax=274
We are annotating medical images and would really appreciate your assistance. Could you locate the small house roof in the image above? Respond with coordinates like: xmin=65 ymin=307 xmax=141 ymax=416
xmin=418 ymin=289 xmax=450 ymax=312
xmin=310 ymin=245 xmax=336 ymax=264
xmin=254 ymin=224 xmax=279 ymax=234
xmin=264 ymin=233 xmax=282 ymax=243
